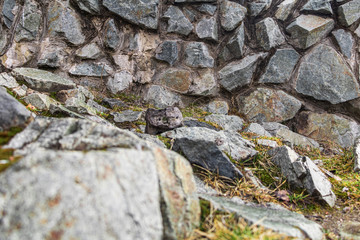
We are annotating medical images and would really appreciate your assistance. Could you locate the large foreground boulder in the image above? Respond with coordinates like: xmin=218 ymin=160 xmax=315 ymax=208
xmin=2 ymin=118 xmax=200 ymax=239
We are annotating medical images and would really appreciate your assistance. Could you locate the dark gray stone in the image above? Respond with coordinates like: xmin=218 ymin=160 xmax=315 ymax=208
xmin=338 ymin=0 xmax=360 ymax=27
xmin=111 ymin=110 xmax=143 ymax=123
xmin=196 ymin=17 xmax=218 ymax=41
xmin=219 ymin=0 xmax=247 ymax=31
xmin=256 ymin=18 xmax=285 ymax=51
xmin=2 ymin=0 xmax=17 ymax=28
xmin=73 ymin=0 xmax=100 ymax=14
xmin=163 ymin=127 xmax=257 ymax=161
xmin=259 ymin=48 xmax=300 ymax=84
xmin=69 ymin=63 xmax=111 ymax=77
xmin=12 ymin=68 xmax=76 ymax=92
xmin=183 ymin=119 xmax=219 ymax=131
xmin=236 ymin=88 xmax=302 ymax=123
xmin=103 ymin=19 xmax=122 ymax=51
xmin=0 ymin=25 xmax=6 ymax=54
xmin=144 ymin=85 xmax=182 ymax=108
xmin=184 ymin=42 xmax=214 ymax=68
xmin=269 ymin=146 xmax=336 ymax=207
xmin=155 ymin=41 xmax=179 ymax=66
xmin=301 ymin=0 xmax=333 ymax=15
xmin=275 ymin=0 xmax=297 ymax=21
xmin=286 ymin=15 xmax=334 ymax=49
xmin=249 ymin=0 xmax=272 ymax=16
xmin=102 ymin=98 xmax=128 ymax=109
xmin=332 ymin=29 xmax=354 ymax=59
xmin=200 ymin=194 xmax=324 ymax=240
xmin=221 ymin=22 xmax=245 ymax=61
xmin=295 ymin=44 xmax=360 ymax=104
xmin=48 ymin=1 xmax=86 ymax=46
xmin=163 ymin=6 xmax=193 ymax=36
xmin=102 ymin=0 xmax=159 ymax=30
xmin=219 ymin=53 xmax=265 ymax=92
xmin=196 ymin=4 xmax=217 ymax=15
xmin=145 ymin=107 xmax=183 ymax=135
xmin=175 ymin=0 xmax=216 ymax=2
xmin=0 ymin=87 xmax=32 ymax=131
xmin=15 ymin=0 xmax=42 ymax=42
xmin=173 ymin=139 xmax=244 ymax=179
xmin=37 ymin=51 xmax=62 ymax=68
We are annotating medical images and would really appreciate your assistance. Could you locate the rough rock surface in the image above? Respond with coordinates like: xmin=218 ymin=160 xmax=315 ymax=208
xmin=102 ymin=0 xmax=159 ymax=29
xmin=163 ymin=6 xmax=193 ymax=36
xmin=256 ymin=18 xmax=285 ymax=51
xmin=354 ymin=138 xmax=360 ymax=172
xmin=103 ymin=19 xmax=122 ymax=51
xmin=184 ymin=42 xmax=214 ymax=68
xmin=332 ymin=29 xmax=354 ymax=59
xmin=189 ymin=69 xmax=217 ymax=96
xmin=275 ymin=0 xmax=297 ymax=21
xmin=296 ymin=112 xmax=360 ymax=148
xmin=111 ymin=110 xmax=143 ymax=123
xmin=295 ymin=44 xmax=360 ymax=104
xmin=259 ymin=48 xmax=300 ymax=83
xmin=221 ymin=23 xmax=245 ymax=61
xmin=0 ymin=72 xmax=19 ymax=89
xmin=159 ymin=68 xmax=191 ymax=93
xmin=73 ymin=0 xmax=101 ymax=14
xmin=0 ymin=87 xmax=32 ymax=131
xmin=301 ymin=0 xmax=333 ymax=15
xmin=276 ymin=128 xmax=320 ymax=149
xmin=15 ymin=0 xmax=41 ymax=42
xmin=69 ymin=63 xmax=111 ymax=77
xmin=201 ymin=194 xmax=324 ymax=240
xmin=75 ymin=43 xmax=102 ymax=60
xmin=249 ymin=0 xmax=272 ymax=16
xmin=269 ymin=146 xmax=336 ymax=207
xmin=205 ymin=100 xmax=229 ymax=115
xmin=162 ymin=127 xmax=257 ymax=161
xmin=205 ymin=114 xmax=244 ymax=132
xmin=12 ymin=68 xmax=76 ymax=92
xmin=261 ymin=122 xmax=289 ymax=136
xmin=145 ymin=107 xmax=183 ymax=135
xmin=244 ymin=123 xmax=272 ymax=137
xmin=173 ymin=139 xmax=244 ymax=179
xmin=3 ymin=118 xmax=200 ymax=239
xmin=24 ymin=93 xmax=53 ymax=111
xmin=236 ymin=88 xmax=302 ymax=123
xmin=196 ymin=17 xmax=218 ymax=41
xmin=219 ymin=0 xmax=247 ymax=31
xmin=107 ymin=71 xmax=133 ymax=94
xmin=145 ymin=85 xmax=182 ymax=109
xmin=219 ymin=53 xmax=265 ymax=92
xmin=338 ymin=0 xmax=360 ymax=27
xmin=155 ymin=41 xmax=178 ymax=66
xmin=286 ymin=15 xmax=335 ymax=49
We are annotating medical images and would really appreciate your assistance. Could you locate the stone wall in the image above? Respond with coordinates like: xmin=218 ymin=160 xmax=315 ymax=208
xmin=1 ymin=0 xmax=360 ymax=146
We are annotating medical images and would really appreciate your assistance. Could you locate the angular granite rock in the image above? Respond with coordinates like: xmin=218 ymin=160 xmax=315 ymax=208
xmin=259 ymin=48 xmax=299 ymax=83
xmin=196 ymin=4 xmax=217 ymax=15
xmin=244 ymin=123 xmax=272 ymax=137
xmin=295 ymin=44 xmax=360 ymax=104
xmin=103 ymin=19 xmax=122 ymax=51
xmin=173 ymin=139 xmax=244 ymax=179
xmin=24 ymin=93 xmax=53 ymax=111
xmin=12 ymin=68 xmax=76 ymax=92
xmin=103 ymin=0 xmax=159 ymax=30
xmin=163 ymin=127 xmax=257 ymax=161
xmin=145 ymin=85 xmax=182 ymax=109
xmin=249 ymin=0 xmax=272 ymax=16
xmin=15 ymin=0 xmax=42 ymax=42
xmin=205 ymin=114 xmax=244 ymax=132
xmin=196 ymin=17 xmax=218 ymax=41
xmin=111 ymin=110 xmax=143 ymax=123
xmin=261 ymin=122 xmax=289 ymax=136
xmin=159 ymin=68 xmax=191 ymax=94
xmin=236 ymin=88 xmax=302 ymax=123
xmin=155 ymin=41 xmax=178 ymax=66
xmin=0 ymin=72 xmax=19 ymax=89
xmin=219 ymin=0 xmax=247 ymax=31
xmin=221 ymin=22 xmax=245 ymax=61
xmin=276 ymin=128 xmax=320 ymax=149
xmin=201 ymin=194 xmax=324 ymax=240
xmin=256 ymin=18 xmax=285 ymax=51
xmin=296 ymin=111 xmax=360 ymax=148
xmin=184 ymin=42 xmax=214 ymax=68
xmin=338 ymin=0 xmax=360 ymax=27
xmin=205 ymin=100 xmax=229 ymax=115
xmin=73 ymin=0 xmax=101 ymax=14
xmin=301 ymin=0 xmax=333 ymax=15
xmin=332 ymin=29 xmax=354 ymax=59
xmin=1 ymin=42 xmax=36 ymax=69
xmin=269 ymin=146 xmax=336 ymax=207
xmin=219 ymin=53 xmax=266 ymax=92
xmin=0 ymin=25 xmax=7 ymax=54
xmin=2 ymin=0 xmax=17 ymax=28
xmin=107 ymin=71 xmax=133 ymax=94
xmin=0 ymin=87 xmax=32 ymax=131
xmin=48 ymin=1 xmax=86 ymax=46
xmin=75 ymin=43 xmax=102 ymax=60
xmin=275 ymin=0 xmax=297 ymax=21
xmin=286 ymin=15 xmax=334 ymax=49
xmin=3 ymin=118 xmax=200 ymax=239
xmin=163 ymin=6 xmax=193 ymax=36
xmin=69 ymin=63 xmax=111 ymax=77
xmin=189 ymin=69 xmax=217 ymax=96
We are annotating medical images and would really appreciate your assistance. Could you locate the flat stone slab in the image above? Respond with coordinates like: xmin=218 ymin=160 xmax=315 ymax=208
xmin=295 ymin=44 xmax=360 ymax=104
xmin=12 ymin=68 xmax=76 ymax=92
xmin=102 ymin=0 xmax=159 ymax=29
